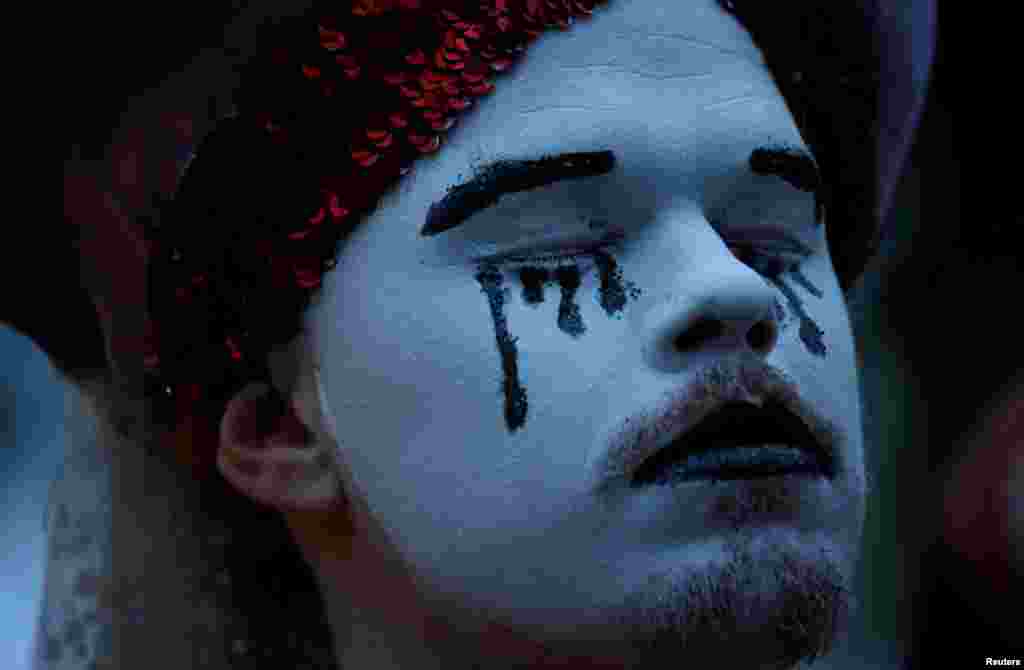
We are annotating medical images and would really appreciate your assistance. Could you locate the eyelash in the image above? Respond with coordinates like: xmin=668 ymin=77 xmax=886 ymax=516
xmin=489 ymin=241 xmax=805 ymax=279
xmin=724 ymin=242 xmax=806 ymax=277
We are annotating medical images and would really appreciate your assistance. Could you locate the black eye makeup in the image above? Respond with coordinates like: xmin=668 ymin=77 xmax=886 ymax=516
xmin=724 ymin=240 xmax=810 ymax=279
xmin=462 ymin=152 xmax=829 ymax=432
xmin=473 ymin=243 xmax=643 ymax=434
xmin=716 ymin=230 xmax=828 ymax=359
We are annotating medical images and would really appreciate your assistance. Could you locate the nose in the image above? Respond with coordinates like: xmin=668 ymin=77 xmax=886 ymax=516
xmin=641 ymin=260 xmax=780 ymax=372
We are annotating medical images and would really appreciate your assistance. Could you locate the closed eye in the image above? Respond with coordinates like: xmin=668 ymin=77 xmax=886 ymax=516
xmin=725 ymin=241 xmax=808 ymax=278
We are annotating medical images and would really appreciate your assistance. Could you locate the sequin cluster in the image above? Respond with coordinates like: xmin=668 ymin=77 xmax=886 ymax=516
xmin=144 ymin=0 xmax=610 ymax=463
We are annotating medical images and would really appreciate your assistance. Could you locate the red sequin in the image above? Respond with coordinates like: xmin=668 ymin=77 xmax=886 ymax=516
xmin=352 ymin=150 xmax=380 ymax=167
xmin=150 ymin=0 xmax=615 ymax=449
xmin=383 ymin=71 xmax=410 ymax=85
xmin=318 ymin=26 xmax=347 ymax=51
xmin=295 ymin=269 xmax=322 ymax=289
xmin=467 ymin=80 xmax=495 ymax=95
xmin=327 ymin=193 xmax=349 ymax=220
xmin=431 ymin=117 xmax=456 ymax=131
xmin=226 ymin=337 xmax=242 ymax=361
xmin=417 ymin=135 xmax=442 ymax=153
xmin=399 ymin=83 xmax=421 ymax=99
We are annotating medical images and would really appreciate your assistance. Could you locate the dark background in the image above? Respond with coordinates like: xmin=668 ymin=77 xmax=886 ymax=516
xmin=9 ymin=0 xmax=1018 ymax=666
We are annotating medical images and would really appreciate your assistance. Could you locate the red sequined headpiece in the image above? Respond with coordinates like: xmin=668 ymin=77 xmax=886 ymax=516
xmin=146 ymin=0 xmax=611 ymax=473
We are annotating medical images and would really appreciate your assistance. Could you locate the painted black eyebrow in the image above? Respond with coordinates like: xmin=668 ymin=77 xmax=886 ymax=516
xmin=420 ymin=146 xmax=822 ymax=238
xmin=748 ymin=146 xmax=821 ymax=193
xmin=420 ymin=151 xmax=617 ymax=237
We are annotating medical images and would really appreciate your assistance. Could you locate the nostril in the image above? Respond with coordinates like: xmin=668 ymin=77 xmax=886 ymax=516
xmin=747 ymin=320 xmax=774 ymax=352
xmin=674 ymin=317 xmax=724 ymax=351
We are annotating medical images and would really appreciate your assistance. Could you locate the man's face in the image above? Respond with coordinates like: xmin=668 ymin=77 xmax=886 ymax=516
xmin=310 ymin=0 xmax=867 ymax=665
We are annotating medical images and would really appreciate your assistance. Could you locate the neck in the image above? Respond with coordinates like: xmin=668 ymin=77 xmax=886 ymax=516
xmin=285 ymin=500 xmax=449 ymax=670
xmin=34 ymin=381 xmax=333 ymax=668
xmin=286 ymin=500 xmax=576 ymax=670
xmin=110 ymin=392 xmax=338 ymax=669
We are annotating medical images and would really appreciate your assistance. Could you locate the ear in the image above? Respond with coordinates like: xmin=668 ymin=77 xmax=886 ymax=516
xmin=217 ymin=381 xmax=341 ymax=512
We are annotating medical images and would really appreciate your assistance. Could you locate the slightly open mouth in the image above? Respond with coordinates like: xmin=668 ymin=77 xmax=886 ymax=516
xmin=635 ymin=444 xmax=828 ymax=487
xmin=628 ymin=400 xmax=835 ymax=488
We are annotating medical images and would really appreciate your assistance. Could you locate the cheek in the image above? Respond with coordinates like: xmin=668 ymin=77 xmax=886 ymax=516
xmin=474 ymin=255 xmax=645 ymax=434
xmin=770 ymin=255 xmax=861 ymax=429
xmin=763 ymin=245 xmax=848 ymax=362
xmin=767 ymin=270 xmax=827 ymax=359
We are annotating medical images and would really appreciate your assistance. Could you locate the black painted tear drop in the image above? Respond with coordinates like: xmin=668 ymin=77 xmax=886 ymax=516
xmin=768 ymin=273 xmax=827 ymax=357
xmin=519 ymin=267 xmax=548 ymax=305
xmin=474 ymin=249 xmax=644 ymax=432
xmin=593 ymin=249 xmax=641 ymax=317
xmin=554 ymin=265 xmax=586 ymax=337
xmin=787 ymin=267 xmax=824 ymax=298
xmin=475 ymin=264 xmax=529 ymax=432
xmin=773 ymin=297 xmax=790 ymax=331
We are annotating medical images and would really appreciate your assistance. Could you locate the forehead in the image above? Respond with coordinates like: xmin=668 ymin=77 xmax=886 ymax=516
xmin=460 ymin=0 xmax=771 ymax=151
xmin=383 ymin=0 xmax=804 ymax=256
xmin=409 ymin=0 xmax=793 ymax=188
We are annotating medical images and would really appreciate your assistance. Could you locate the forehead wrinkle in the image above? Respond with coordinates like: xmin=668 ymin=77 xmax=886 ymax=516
xmin=515 ymin=104 xmax=620 ymax=117
xmin=700 ymin=93 xmax=764 ymax=112
xmin=547 ymin=66 xmax=719 ymax=84
xmin=605 ymin=28 xmax=763 ymax=64
xmin=535 ymin=6 xmax=765 ymax=78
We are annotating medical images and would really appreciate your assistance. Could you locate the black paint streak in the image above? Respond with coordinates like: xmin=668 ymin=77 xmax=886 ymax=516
xmin=64 ymin=616 xmax=86 ymax=645
xmin=44 ymin=634 xmax=63 ymax=661
xmin=475 ymin=265 xmax=529 ymax=432
xmin=518 ymin=267 xmax=549 ymax=305
xmin=769 ymin=274 xmax=827 ymax=357
xmin=749 ymin=146 xmax=821 ymax=193
xmin=592 ymin=250 xmax=630 ymax=317
xmin=787 ymin=267 xmax=823 ymax=298
xmin=474 ymin=248 xmax=643 ymax=431
xmin=422 ymin=150 xmax=617 ymax=237
xmin=774 ymin=297 xmax=790 ymax=331
xmin=554 ymin=265 xmax=586 ymax=337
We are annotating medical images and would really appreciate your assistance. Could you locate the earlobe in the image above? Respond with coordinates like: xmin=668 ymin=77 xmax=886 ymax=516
xmin=217 ymin=382 xmax=341 ymax=511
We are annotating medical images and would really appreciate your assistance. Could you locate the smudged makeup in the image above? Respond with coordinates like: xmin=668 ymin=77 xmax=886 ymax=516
xmin=472 ymin=240 xmax=824 ymax=433
xmin=439 ymin=146 xmax=828 ymax=433
xmin=473 ymin=241 xmax=644 ymax=432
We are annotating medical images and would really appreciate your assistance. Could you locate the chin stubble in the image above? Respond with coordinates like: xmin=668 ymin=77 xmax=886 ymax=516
xmin=596 ymin=532 xmax=857 ymax=669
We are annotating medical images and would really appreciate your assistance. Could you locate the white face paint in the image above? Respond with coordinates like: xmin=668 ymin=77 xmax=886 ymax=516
xmin=309 ymin=0 xmax=867 ymax=665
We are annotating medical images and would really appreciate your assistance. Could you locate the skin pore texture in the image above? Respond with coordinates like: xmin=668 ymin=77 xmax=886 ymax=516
xmin=219 ymin=0 xmax=869 ymax=668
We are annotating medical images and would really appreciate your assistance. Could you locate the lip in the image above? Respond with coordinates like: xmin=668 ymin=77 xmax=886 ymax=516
xmin=590 ymin=356 xmax=845 ymax=494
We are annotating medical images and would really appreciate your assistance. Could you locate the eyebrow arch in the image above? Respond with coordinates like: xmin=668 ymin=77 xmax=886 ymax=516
xmin=420 ymin=151 xmax=616 ymax=237
xmin=748 ymin=146 xmax=821 ymax=193
xmin=420 ymin=146 xmax=821 ymax=238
